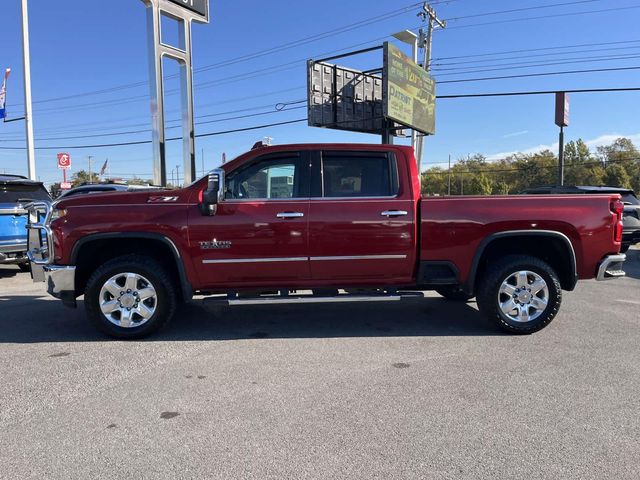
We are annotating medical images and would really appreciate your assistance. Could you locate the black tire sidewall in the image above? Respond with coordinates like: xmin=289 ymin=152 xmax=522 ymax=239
xmin=478 ymin=256 xmax=562 ymax=334
xmin=85 ymin=256 xmax=176 ymax=339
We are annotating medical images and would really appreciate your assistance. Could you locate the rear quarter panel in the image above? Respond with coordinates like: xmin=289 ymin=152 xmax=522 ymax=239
xmin=420 ymin=194 xmax=620 ymax=283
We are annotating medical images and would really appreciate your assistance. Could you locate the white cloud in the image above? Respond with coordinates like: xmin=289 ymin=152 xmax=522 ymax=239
xmin=501 ymin=130 xmax=529 ymax=139
xmin=485 ymin=132 xmax=640 ymax=161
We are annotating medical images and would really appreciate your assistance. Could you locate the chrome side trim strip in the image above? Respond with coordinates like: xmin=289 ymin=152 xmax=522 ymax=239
xmin=202 ymin=254 xmax=407 ymax=264
xmin=203 ymin=257 xmax=308 ymax=264
xmin=309 ymin=255 xmax=407 ymax=261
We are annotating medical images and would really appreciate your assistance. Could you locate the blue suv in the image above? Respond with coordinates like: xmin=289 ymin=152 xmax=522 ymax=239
xmin=0 ymin=174 xmax=51 ymax=270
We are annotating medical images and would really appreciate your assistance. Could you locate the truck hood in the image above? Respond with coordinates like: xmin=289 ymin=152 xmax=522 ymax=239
xmin=55 ymin=188 xmax=191 ymax=209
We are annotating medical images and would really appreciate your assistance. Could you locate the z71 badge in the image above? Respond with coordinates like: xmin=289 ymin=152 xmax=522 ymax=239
xmin=199 ymin=239 xmax=232 ymax=250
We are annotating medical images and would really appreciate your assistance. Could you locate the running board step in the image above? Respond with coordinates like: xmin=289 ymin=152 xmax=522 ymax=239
xmin=227 ymin=295 xmax=403 ymax=306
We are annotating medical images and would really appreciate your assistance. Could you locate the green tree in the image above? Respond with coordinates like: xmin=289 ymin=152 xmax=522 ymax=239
xmin=71 ymin=170 xmax=99 ymax=186
xmin=604 ymin=163 xmax=632 ymax=188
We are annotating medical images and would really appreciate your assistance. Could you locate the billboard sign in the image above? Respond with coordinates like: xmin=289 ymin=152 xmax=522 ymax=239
xmin=383 ymin=42 xmax=436 ymax=135
xmin=307 ymin=60 xmax=384 ymax=134
xmin=57 ymin=153 xmax=71 ymax=170
xmin=60 ymin=182 xmax=72 ymax=190
xmin=165 ymin=0 xmax=208 ymax=21
xmin=555 ymin=92 xmax=569 ymax=127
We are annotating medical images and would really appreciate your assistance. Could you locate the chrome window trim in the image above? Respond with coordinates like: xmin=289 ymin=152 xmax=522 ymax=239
xmin=310 ymin=195 xmax=400 ymax=201
xmin=223 ymin=197 xmax=311 ymax=204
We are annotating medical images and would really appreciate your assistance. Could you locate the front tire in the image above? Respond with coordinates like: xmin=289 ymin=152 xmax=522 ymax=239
xmin=476 ymin=255 xmax=562 ymax=334
xmin=84 ymin=255 xmax=177 ymax=339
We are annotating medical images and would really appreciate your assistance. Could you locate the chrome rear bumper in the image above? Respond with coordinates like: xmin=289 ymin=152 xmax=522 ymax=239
xmin=596 ymin=254 xmax=626 ymax=281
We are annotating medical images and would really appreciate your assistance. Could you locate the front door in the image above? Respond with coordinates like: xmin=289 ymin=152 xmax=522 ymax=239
xmin=308 ymin=150 xmax=416 ymax=284
xmin=188 ymin=152 xmax=311 ymax=288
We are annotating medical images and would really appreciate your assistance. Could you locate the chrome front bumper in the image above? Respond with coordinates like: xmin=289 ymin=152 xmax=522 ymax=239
xmin=596 ymin=254 xmax=626 ymax=281
xmin=26 ymin=201 xmax=77 ymax=307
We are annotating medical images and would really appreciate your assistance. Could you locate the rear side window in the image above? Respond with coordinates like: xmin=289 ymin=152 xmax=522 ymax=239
xmin=621 ymin=193 xmax=639 ymax=205
xmin=0 ymin=184 xmax=50 ymax=203
xmin=322 ymin=153 xmax=397 ymax=198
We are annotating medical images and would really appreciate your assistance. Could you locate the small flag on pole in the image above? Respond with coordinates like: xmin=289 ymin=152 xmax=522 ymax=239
xmin=0 ymin=68 xmax=11 ymax=120
xmin=100 ymin=158 xmax=108 ymax=176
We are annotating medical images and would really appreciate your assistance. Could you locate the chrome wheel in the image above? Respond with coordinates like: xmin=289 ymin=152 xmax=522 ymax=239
xmin=498 ymin=270 xmax=549 ymax=323
xmin=98 ymin=272 xmax=157 ymax=328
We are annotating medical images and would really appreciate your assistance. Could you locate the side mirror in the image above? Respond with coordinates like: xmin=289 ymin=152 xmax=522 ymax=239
xmin=200 ymin=168 xmax=225 ymax=216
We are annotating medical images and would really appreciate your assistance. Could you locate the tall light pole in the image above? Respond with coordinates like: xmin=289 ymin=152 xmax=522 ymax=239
xmin=21 ymin=0 xmax=36 ymax=180
xmin=415 ymin=3 xmax=446 ymax=171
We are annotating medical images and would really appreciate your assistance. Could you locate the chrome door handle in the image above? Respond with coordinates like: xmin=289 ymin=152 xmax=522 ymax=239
xmin=276 ymin=212 xmax=305 ymax=219
xmin=381 ymin=210 xmax=408 ymax=217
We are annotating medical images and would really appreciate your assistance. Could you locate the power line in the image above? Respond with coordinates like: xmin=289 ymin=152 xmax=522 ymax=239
xmin=437 ymin=86 xmax=640 ymax=99
xmin=3 ymin=85 xmax=639 ymax=145
xmin=433 ymin=53 xmax=640 ymax=76
xmin=434 ymin=39 xmax=640 ymax=61
xmin=442 ymin=4 xmax=640 ymax=30
xmin=13 ymin=2 xmax=425 ymax=108
xmin=433 ymin=50 xmax=640 ymax=72
xmin=434 ymin=43 xmax=640 ymax=67
xmin=0 ymin=119 xmax=309 ymax=150
xmin=444 ymin=0 xmax=603 ymax=22
xmin=438 ymin=65 xmax=640 ymax=84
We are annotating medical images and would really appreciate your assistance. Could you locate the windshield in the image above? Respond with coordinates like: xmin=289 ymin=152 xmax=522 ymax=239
xmin=0 ymin=184 xmax=51 ymax=203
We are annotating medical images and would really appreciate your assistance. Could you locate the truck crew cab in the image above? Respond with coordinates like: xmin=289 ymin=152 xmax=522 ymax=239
xmin=27 ymin=144 xmax=626 ymax=338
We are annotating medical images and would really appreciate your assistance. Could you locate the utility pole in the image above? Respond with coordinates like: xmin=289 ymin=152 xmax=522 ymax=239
xmin=415 ymin=2 xmax=446 ymax=170
xmin=88 ymin=156 xmax=93 ymax=183
xmin=21 ymin=0 xmax=36 ymax=180
xmin=175 ymin=165 xmax=180 ymax=186
xmin=201 ymin=147 xmax=204 ymax=177
xmin=447 ymin=154 xmax=452 ymax=195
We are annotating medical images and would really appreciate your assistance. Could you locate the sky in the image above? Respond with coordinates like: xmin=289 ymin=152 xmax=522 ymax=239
xmin=1 ymin=0 xmax=639 ymax=187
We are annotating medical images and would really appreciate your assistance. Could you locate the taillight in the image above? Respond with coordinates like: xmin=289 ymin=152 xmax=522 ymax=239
xmin=610 ymin=199 xmax=624 ymax=243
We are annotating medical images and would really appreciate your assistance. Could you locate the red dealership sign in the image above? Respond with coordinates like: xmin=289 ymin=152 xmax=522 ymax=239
xmin=57 ymin=153 xmax=71 ymax=170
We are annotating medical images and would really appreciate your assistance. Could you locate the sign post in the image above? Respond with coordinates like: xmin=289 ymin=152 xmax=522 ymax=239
xmin=555 ymin=92 xmax=569 ymax=186
xmin=57 ymin=153 xmax=71 ymax=190
xmin=140 ymin=0 xmax=210 ymax=186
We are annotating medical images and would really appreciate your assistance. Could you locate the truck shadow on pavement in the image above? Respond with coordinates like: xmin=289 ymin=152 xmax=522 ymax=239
xmin=0 ymin=295 xmax=500 ymax=343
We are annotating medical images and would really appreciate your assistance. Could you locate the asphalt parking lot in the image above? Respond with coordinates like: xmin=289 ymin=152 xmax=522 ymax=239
xmin=0 ymin=250 xmax=638 ymax=479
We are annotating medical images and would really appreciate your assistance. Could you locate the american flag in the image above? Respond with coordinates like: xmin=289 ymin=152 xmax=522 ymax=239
xmin=0 ymin=68 xmax=10 ymax=120
xmin=100 ymin=159 xmax=108 ymax=175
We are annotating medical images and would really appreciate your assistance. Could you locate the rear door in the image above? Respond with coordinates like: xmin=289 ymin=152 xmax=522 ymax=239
xmin=188 ymin=151 xmax=311 ymax=287
xmin=307 ymin=149 xmax=416 ymax=283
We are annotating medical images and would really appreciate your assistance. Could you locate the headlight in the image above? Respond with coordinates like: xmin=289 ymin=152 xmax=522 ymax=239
xmin=50 ymin=208 xmax=67 ymax=222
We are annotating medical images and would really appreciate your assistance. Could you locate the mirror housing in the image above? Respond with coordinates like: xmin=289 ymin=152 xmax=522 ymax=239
xmin=200 ymin=168 xmax=225 ymax=216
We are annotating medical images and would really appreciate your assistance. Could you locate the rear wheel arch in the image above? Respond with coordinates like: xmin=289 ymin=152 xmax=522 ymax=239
xmin=71 ymin=233 xmax=193 ymax=302
xmin=466 ymin=230 xmax=578 ymax=294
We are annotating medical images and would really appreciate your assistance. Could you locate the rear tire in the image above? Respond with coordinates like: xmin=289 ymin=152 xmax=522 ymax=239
xmin=435 ymin=286 xmax=474 ymax=302
xmin=84 ymin=254 xmax=177 ymax=339
xmin=476 ymin=255 xmax=562 ymax=334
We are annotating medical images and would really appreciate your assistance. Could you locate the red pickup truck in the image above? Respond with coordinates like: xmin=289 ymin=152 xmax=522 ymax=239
xmin=27 ymin=143 xmax=626 ymax=338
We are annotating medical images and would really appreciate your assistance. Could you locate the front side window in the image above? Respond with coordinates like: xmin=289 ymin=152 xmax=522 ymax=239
xmin=322 ymin=154 xmax=396 ymax=198
xmin=225 ymin=156 xmax=303 ymax=200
